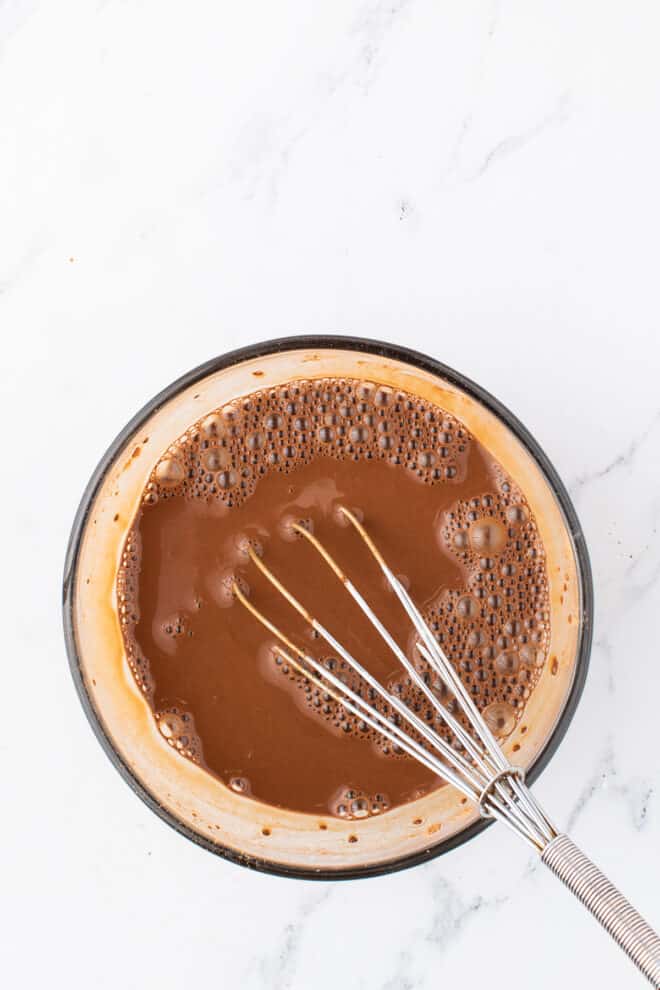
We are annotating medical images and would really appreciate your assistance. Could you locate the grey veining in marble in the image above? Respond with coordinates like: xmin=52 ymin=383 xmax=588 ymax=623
xmin=1 ymin=2 xmax=658 ymax=988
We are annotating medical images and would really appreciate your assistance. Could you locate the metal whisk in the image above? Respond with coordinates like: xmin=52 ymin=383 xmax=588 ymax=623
xmin=233 ymin=507 xmax=660 ymax=985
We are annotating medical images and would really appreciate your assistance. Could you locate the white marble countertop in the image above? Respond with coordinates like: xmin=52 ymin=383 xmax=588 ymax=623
xmin=2 ymin=2 xmax=659 ymax=987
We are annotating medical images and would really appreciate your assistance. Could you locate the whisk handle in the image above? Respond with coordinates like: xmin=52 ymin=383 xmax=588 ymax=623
xmin=542 ymin=834 xmax=660 ymax=986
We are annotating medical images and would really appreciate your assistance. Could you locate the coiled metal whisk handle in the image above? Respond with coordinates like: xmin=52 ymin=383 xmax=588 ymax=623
xmin=542 ymin=835 xmax=660 ymax=986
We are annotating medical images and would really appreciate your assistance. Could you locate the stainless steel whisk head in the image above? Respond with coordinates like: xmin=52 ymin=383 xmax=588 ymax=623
xmin=233 ymin=508 xmax=660 ymax=985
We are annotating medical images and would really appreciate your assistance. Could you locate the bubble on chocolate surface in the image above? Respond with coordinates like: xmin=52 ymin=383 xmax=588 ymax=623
xmin=201 ymin=447 xmax=230 ymax=472
xmin=456 ymin=595 xmax=478 ymax=620
xmin=236 ymin=534 xmax=263 ymax=560
xmin=506 ymin=504 xmax=528 ymax=526
xmin=155 ymin=708 xmax=202 ymax=761
xmin=155 ymin=457 xmax=184 ymax=486
xmin=279 ymin=513 xmax=314 ymax=541
xmin=482 ymin=701 xmax=516 ymax=736
xmin=213 ymin=570 xmax=248 ymax=607
xmin=469 ymin=518 xmax=506 ymax=555
xmin=519 ymin=643 xmax=542 ymax=667
xmin=453 ymin=530 xmax=468 ymax=549
xmin=495 ymin=650 xmax=520 ymax=675
xmin=201 ymin=413 xmax=223 ymax=438
xmin=158 ymin=712 xmax=183 ymax=739
xmin=217 ymin=469 xmax=238 ymax=490
xmin=330 ymin=786 xmax=389 ymax=819
xmin=229 ymin=776 xmax=250 ymax=794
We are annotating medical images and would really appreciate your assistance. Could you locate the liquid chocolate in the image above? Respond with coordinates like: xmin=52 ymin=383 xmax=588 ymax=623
xmin=118 ymin=378 xmax=550 ymax=819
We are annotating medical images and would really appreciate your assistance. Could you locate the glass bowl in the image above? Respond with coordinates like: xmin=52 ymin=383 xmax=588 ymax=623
xmin=63 ymin=336 xmax=592 ymax=879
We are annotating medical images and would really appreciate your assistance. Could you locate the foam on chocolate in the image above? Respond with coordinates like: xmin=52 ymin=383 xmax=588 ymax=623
xmin=117 ymin=377 xmax=550 ymax=819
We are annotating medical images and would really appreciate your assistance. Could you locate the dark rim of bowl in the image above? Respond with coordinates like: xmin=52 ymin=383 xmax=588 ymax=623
xmin=63 ymin=334 xmax=593 ymax=881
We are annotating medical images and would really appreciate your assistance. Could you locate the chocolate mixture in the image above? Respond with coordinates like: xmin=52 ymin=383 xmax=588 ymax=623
xmin=118 ymin=378 xmax=550 ymax=818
